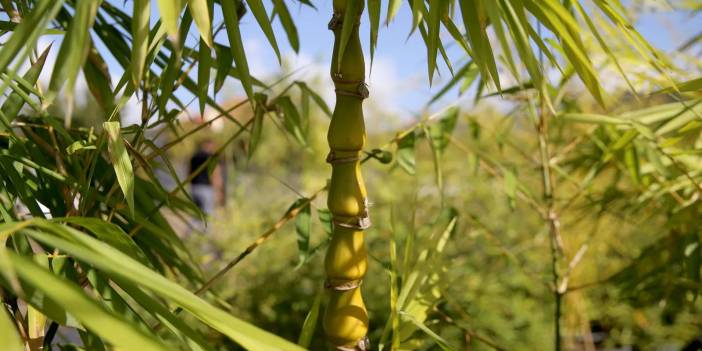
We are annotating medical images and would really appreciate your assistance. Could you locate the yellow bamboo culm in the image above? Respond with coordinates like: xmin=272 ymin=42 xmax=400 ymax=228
xmin=323 ymin=0 xmax=370 ymax=350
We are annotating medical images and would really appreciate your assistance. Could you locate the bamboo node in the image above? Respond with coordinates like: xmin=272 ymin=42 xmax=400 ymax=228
xmin=335 ymin=82 xmax=369 ymax=99
xmin=333 ymin=198 xmax=371 ymax=229
xmin=328 ymin=13 xmax=342 ymax=30
xmin=335 ymin=336 xmax=370 ymax=351
xmin=326 ymin=150 xmax=361 ymax=164
xmin=325 ymin=278 xmax=362 ymax=291
xmin=327 ymin=12 xmax=362 ymax=31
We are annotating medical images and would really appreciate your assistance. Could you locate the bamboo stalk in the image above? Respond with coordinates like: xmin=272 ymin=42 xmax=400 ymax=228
xmin=323 ymin=1 xmax=370 ymax=349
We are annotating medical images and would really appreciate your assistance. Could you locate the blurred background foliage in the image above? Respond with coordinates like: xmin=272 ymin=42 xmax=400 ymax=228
xmin=0 ymin=0 xmax=701 ymax=350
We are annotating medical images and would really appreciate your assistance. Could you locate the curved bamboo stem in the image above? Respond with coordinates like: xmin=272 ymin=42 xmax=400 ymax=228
xmin=323 ymin=1 xmax=370 ymax=349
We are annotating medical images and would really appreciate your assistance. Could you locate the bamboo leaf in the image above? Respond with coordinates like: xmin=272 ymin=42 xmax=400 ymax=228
xmin=17 ymin=225 xmax=306 ymax=351
xmin=83 ymin=46 xmax=114 ymax=113
xmin=188 ymin=0 xmax=213 ymax=47
xmin=49 ymin=0 xmax=101 ymax=114
xmin=248 ymin=93 xmax=267 ymax=159
xmin=214 ymin=44 xmax=234 ymax=94
xmin=426 ymin=0 xmax=444 ymax=83
xmin=131 ymin=0 xmax=150 ymax=86
xmin=400 ymin=312 xmax=457 ymax=351
xmin=272 ymin=0 xmax=299 ymax=52
xmin=317 ymin=208 xmax=333 ymax=237
xmin=292 ymin=198 xmax=311 ymax=265
xmin=368 ymin=0 xmax=380 ymax=66
xmin=156 ymin=0 xmax=182 ymax=40
xmin=396 ymin=131 xmax=416 ymax=175
xmin=0 ymin=305 xmax=23 ymax=351
xmin=103 ymin=122 xmax=135 ymax=216
xmin=246 ymin=0 xmax=281 ymax=63
xmin=222 ymin=0 xmax=254 ymax=101
xmin=277 ymin=96 xmax=307 ymax=146
xmin=297 ymin=286 xmax=322 ymax=348
xmin=1 ymin=252 xmax=171 ymax=351
xmin=198 ymin=5 xmax=213 ymax=117
xmin=0 ymin=46 xmax=50 ymax=128
xmin=296 ymin=81 xmax=332 ymax=118
xmin=386 ymin=0 xmax=402 ymax=24
xmin=0 ymin=0 xmax=63 ymax=74
xmin=561 ymin=113 xmax=627 ymax=125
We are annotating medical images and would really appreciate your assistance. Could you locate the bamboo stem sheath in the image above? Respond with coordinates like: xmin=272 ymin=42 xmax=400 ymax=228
xmin=323 ymin=1 xmax=370 ymax=349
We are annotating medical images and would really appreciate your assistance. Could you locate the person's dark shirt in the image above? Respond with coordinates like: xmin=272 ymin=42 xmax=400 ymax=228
xmin=190 ymin=149 xmax=212 ymax=185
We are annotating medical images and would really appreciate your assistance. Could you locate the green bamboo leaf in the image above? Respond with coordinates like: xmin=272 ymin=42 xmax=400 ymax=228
xmin=396 ymin=131 xmax=416 ymax=175
xmin=504 ymin=168 xmax=518 ymax=208
xmin=246 ymin=0 xmax=281 ymax=63
xmin=103 ymin=122 xmax=135 ymax=216
xmin=400 ymin=312 xmax=458 ymax=351
xmin=157 ymin=0 xmax=183 ymax=40
xmin=0 ymin=45 xmax=50 ymax=128
xmin=409 ymin=0 xmax=424 ymax=34
xmin=291 ymin=198 xmax=311 ymax=265
xmin=429 ymin=61 xmax=476 ymax=104
xmin=297 ymin=286 xmax=322 ymax=348
xmin=561 ymin=113 xmax=627 ymax=125
xmin=296 ymin=81 xmax=332 ymax=118
xmin=460 ymin=0 xmax=500 ymax=90
xmin=198 ymin=36 xmax=212 ymax=115
xmin=131 ymin=0 xmax=150 ymax=86
xmin=109 ymin=275 xmax=214 ymax=351
xmin=214 ymin=44 xmax=234 ymax=94
xmin=337 ymin=0 xmax=361 ymax=70
xmin=428 ymin=107 xmax=459 ymax=191
xmin=188 ymin=0 xmax=213 ymax=47
xmin=389 ymin=230 xmax=400 ymax=350
xmin=385 ymin=0 xmax=402 ymax=24
xmin=248 ymin=93 xmax=267 ymax=159
xmin=426 ymin=0 xmax=445 ymax=83
xmin=56 ymin=217 xmax=149 ymax=266
xmin=18 ymin=225 xmax=306 ymax=351
xmin=0 ymin=0 xmax=63 ymax=74
xmin=624 ymin=146 xmax=641 ymax=185
xmin=657 ymin=77 xmax=702 ymax=94
xmin=317 ymin=208 xmax=333 ymax=237
xmin=276 ymin=96 xmax=307 ymax=146
xmin=1 ymin=252 xmax=170 ymax=351
xmin=272 ymin=0 xmax=299 ymax=52
xmin=368 ymin=0 xmax=380 ymax=67
xmin=83 ymin=46 xmax=114 ymax=113
xmin=0 ymin=305 xmax=23 ymax=351
xmin=222 ymin=0 xmax=254 ymax=101
xmin=48 ymin=0 xmax=100 ymax=112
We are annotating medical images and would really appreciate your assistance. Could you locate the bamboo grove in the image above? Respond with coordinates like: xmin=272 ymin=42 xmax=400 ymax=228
xmin=0 ymin=0 xmax=701 ymax=350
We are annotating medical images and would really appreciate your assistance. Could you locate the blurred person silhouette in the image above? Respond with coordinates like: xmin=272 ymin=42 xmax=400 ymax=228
xmin=189 ymin=139 xmax=225 ymax=216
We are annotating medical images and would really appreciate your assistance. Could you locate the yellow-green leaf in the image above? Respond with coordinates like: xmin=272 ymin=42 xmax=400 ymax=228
xmin=188 ymin=0 xmax=213 ymax=47
xmin=103 ymin=122 xmax=135 ymax=216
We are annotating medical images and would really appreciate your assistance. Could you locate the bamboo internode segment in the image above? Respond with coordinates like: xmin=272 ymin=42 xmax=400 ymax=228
xmin=323 ymin=0 xmax=370 ymax=349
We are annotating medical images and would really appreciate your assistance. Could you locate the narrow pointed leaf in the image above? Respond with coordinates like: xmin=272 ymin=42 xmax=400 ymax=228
xmin=246 ymin=0 xmax=281 ymax=62
xmin=272 ymin=0 xmax=299 ymax=52
xmin=103 ymin=122 xmax=135 ymax=216
xmin=1 ymin=252 xmax=170 ymax=351
xmin=188 ymin=0 xmax=213 ymax=47
xmin=222 ymin=0 xmax=254 ymax=101
xmin=157 ymin=0 xmax=182 ymax=40
xmin=131 ymin=0 xmax=150 ymax=86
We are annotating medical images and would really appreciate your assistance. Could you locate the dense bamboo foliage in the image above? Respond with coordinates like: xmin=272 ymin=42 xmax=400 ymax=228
xmin=0 ymin=0 xmax=699 ymax=350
